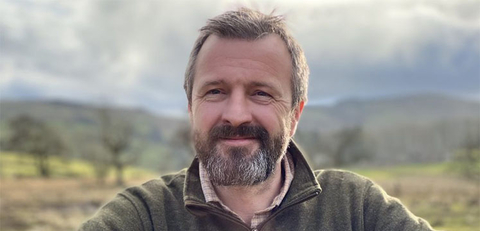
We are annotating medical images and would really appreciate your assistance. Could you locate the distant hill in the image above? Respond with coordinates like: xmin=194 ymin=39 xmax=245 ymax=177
xmin=296 ymin=93 xmax=479 ymax=167
xmin=1 ymin=93 xmax=478 ymax=168
xmin=0 ymin=100 xmax=189 ymax=171
xmin=2 ymin=93 xmax=476 ymax=136
xmin=299 ymin=93 xmax=479 ymax=132
xmin=0 ymin=99 xmax=186 ymax=142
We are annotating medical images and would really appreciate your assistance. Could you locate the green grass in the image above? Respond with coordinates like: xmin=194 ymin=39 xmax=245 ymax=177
xmin=346 ymin=162 xmax=480 ymax=231
xmin=1 ymin=151 xmax=478 ymax=231
xmin=0 ymin=151 xmax=155 ymax=179
xmin=346 ymin=162 xmax=451 ymax=180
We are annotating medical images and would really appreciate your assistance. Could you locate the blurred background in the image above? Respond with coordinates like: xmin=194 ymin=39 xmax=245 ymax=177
xmin=0 ymin=0 xmax=479 ymax=230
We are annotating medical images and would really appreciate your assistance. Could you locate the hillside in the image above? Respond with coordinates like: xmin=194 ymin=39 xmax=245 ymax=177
xmin=1 ymin=93 xmax=478 ymax=168
xmin=299 ymin=93 xmax=480 ymax=132
xmin=0 ymin=100 xmax=186 ymax=141
xmin=0 ymin=100 xmax=189 ymax=171
xmin=296 ymin=93 xmax=479 ymax=167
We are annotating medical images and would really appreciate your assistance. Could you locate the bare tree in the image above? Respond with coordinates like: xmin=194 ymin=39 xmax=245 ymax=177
xmin=81 ymin=143 xmax=111 ymax=185
xmin=450 ymin=120 xmax=480 ymax=181
xmin=99 ymin=108 xmax=136 ymax=186
xmin=325 ymin=126 xmax=371 ymax=167
xmin=5 ymin=115 xmax=65 ymax=178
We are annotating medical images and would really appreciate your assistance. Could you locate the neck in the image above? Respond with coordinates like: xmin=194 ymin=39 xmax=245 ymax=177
xmin=213 ymin=159 xmax=284 ymax=226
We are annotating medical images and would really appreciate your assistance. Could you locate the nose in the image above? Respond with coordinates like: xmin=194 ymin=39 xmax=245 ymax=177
xmin=221 ymin=90 xmax=253 ymax=127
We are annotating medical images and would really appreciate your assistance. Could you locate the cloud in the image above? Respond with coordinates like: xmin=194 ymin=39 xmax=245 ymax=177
xmin=284 ymin=0 xmax=480 ymax=100
xmin=1 ymin=0 xmax=478 ymax=115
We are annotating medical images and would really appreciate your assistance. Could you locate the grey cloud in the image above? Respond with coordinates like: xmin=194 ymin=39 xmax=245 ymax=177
xmin=1 ymin=0 xmax=478 ymax=115
xmin=285 ymin=1 xmax=480 ymax=101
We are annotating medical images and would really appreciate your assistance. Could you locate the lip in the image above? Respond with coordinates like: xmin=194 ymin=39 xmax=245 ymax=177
xmin=220 ymin=137 xmax=257 ymax=146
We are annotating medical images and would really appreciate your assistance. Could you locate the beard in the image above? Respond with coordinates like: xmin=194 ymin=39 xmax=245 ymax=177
xmin=194 ymin=124 xmax=289 ymax=186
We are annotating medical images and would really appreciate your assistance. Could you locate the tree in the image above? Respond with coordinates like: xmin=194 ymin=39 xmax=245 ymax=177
xmin=99 ymin=108 xmax=136 ymax=186
xmin=325 ymin=126 xmax=371 ymax=167
xmin=81 ymin=143 xmax=111 ymax=185
xmin=293 ymin=126 xmax=371 ymax=168
xmin=450 ymin=121 xmax=480 ymax=181
xmin=5 ymin=115 xmax=65 ymax=178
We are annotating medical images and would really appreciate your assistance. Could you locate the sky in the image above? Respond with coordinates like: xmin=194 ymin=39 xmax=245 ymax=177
xmin=1 ymin=0 xmax=479 ymax=116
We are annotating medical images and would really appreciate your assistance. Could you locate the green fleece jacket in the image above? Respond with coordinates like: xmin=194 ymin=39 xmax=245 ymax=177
xmin=79 ymin=141 xmax=434 ymax=231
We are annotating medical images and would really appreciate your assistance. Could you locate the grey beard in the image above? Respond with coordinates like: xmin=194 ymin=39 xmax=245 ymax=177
xmin=203 ymin=145 xmax=273 ymax=186
xmin=193 ymin=124 xmax=288 ymax=186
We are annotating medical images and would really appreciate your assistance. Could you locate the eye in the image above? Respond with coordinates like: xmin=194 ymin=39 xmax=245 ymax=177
xmin=254 ymin=91 xmax=272 ymax=97
xmin=203 ymin=88 xmax=226 ymax=101
xmin=206 ymin=89 xmax=222 ymax=95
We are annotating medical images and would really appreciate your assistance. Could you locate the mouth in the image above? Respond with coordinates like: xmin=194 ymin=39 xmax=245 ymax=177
xmin=219 ymin=136 xmax=257 ymax=146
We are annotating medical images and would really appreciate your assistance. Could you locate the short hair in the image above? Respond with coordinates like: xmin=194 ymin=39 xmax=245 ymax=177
xmin=184 ymin=8 xmax=309 ymax=109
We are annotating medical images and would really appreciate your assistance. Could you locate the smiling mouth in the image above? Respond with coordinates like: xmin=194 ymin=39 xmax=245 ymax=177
xmin=220 ymin=137 xmax=257 ymax=145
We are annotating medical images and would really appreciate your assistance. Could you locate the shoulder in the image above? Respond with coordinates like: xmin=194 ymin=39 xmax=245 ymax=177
xmin=311 ymin=169 xmax=434 ymax=230
xmin=312 ymin=169 xmax=378 ymax=202
xmin=140 ymin=168 xmax=187 ymax=191
xmin=122 ymin=168 xmax=188 ymax=202
xmin=79 ymin=169 xmax=189 ymax=230
xmin=314 ymin=169 xmax=373 ymax=189
xmin=314 ymin=168 xmax=368 ymax=179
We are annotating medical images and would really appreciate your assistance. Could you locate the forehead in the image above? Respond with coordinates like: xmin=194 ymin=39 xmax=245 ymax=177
xmin=194 ymin=34 xmax=292 ymax=87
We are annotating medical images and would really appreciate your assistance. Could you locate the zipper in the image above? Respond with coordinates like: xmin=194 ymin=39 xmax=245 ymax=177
xmin=257 ymin=189 xmax=321 ymax=231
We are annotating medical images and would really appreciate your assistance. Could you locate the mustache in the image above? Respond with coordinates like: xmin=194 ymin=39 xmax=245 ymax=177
xmin=209 ymin=124 xmax=269 ymax=140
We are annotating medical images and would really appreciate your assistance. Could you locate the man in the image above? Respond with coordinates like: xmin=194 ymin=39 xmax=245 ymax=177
xmin=80 ymin=8 xmax=434 ymax=231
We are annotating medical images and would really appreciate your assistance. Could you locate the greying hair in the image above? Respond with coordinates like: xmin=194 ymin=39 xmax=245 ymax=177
xmin=184 ymin=8 xmax=309 ymax=108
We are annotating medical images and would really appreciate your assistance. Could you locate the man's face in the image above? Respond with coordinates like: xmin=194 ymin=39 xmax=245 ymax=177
xmin=189 ymin=34 xmax=304 ymax=186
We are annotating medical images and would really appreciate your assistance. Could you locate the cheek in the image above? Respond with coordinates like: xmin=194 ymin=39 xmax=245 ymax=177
xmin=191 ymin=103 xmax=222 ymax=132
xmin=252 ymin=105 xmax=289 ymax=133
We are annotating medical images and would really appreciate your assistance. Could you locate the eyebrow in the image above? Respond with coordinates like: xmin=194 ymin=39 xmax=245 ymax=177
xmin=198 ymin=80 xmax=225 ymax=90
xmin=249 ymin=81 xmax=282 ymax=95
xmin=198 ymin=79 xmax=280 ymax=93
xmin=249 ymin=81 xmax=275 ymax=89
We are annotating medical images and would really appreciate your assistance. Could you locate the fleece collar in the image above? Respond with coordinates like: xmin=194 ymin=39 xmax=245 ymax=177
xmin=183 ymin=139 xmax=322 ymax=214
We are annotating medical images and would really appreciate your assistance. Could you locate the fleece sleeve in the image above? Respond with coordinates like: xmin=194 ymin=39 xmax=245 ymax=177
xmin=363 ymin=181 xmax=435 ymax=231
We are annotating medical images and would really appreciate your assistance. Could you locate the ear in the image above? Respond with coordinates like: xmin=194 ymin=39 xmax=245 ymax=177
xmin=289 ymin=101 xmax=305 ymax=137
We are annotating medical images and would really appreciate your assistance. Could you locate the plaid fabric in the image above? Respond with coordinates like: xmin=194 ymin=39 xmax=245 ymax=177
xmin=199 ymin=153 xmax=295 ymax=229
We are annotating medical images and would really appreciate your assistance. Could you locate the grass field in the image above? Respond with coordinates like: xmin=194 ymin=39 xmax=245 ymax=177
xmin=0 ymin=151 xmax=154 ymax=179
xmin=0 ymin=152 xmax=479 ymax=230
xmin=350 ymin=164 xmax=480 ymax=231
